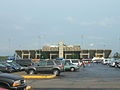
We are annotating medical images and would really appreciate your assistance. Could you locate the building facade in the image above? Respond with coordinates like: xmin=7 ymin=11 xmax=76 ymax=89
xmin=15 ymin=42 xmax=112 ymax=59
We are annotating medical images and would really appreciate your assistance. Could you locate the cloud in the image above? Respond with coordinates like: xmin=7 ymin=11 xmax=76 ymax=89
xmin=89 ymin=43 xmax=94 ymax=47
xmin=65 ymin=16 xmax=76 ymax=23
xmin=24 ymin=16 xmax=33 ymax=23
xmin=80 ymin=16 xmax=120 ymax=27
xmin=15 ymin=25 xmax=25 ymax=30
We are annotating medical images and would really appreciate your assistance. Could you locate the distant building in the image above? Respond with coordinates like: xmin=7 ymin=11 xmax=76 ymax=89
xmin=15 ymin=42 xmax=112 ymax=59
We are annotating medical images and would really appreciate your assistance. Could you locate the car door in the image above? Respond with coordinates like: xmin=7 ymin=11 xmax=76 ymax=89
xmin=45 ymin=60 xmax=54 ymax=71
xmin=0 ymin=64 xmax=6 ymax=72
xmin=35 ymin=61 xmax=47 ymax=72
xmin=64 ymin=62 xmax=70 ymax=70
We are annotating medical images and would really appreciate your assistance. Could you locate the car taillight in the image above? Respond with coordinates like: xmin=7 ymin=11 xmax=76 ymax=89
xmin=28 ymin=63 xmax=32 ymax=66
xmin=58 ymin=65 xmax=64 ymax=68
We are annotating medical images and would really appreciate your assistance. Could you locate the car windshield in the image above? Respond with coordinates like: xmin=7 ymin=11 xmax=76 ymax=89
xmin=0 ymin=63 xmax=10 ymax=66
xmin=72 ymin=60 xmax=78 ymax=63
xmin=65 ymin=60 xmax=70 ymax=63
xmin=0 ymin=71 xmax=2 ymax=74
xmin=0 ymin=63 xmax=5 ymax=66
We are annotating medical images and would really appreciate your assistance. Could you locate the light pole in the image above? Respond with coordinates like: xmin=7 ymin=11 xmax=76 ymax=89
xmin=8 ymin=38 xmax=11 ymax=56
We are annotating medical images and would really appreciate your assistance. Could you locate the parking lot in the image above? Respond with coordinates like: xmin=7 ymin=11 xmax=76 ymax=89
xmin=21 ymin=63 xmax=120 ymax=89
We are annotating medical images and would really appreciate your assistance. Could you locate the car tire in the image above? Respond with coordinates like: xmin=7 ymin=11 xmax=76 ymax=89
xmin=53 ymin=69 xmax=60 ymax=76
xmin=28 ymin=70 xmax=35 ymax=75
xmin=70 ymin=67 xmax=75 ymax=71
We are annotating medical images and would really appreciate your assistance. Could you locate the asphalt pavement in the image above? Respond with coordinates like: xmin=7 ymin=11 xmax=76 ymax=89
xmin=25 ymin=63 xmax=120 ymax=89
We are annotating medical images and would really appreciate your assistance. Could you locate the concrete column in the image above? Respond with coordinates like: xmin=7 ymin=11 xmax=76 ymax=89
xmin=21 ymin=50 xmax=23 ymax=59
xmin=88 ymin=52 xmax=90 ymax=58
xmin=103 ymin=50 xmax=105 ymax=58
xmin=35 ymin=50 xmax=37 ymax=59
xmin=65 ymin=54 xmax=67 ymax=59
xmin=80 ymin=50 xmax=83 ymax=58
xmin=59 ymin=42 xmax=64 ymax=58
xmin=50 ymin=53 xmax=52 ymax=59
xmin=28 ymin=50 xmax=30 ymax=59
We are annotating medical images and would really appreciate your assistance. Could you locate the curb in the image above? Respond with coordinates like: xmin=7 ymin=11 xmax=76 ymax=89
xmin=22 ymin=75 xmax=56 ymax=79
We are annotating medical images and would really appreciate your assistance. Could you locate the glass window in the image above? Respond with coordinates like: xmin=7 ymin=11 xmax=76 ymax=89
xmin=72 ymin=60 xmax=78 ymax=63
xmin=47 ymin=61 xmax=54 ymax=65
xmin=39 ymin=61 xmax=46 ymax=66
xmin=65 ymin=60 xmax=70 ymax=63
xmin=54 ymin=60 xmax=61 ymax=65
xmin=0 ymin=63 xmax=5 ymax=66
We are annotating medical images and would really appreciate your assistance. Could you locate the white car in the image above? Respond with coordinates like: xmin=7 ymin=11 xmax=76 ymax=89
xmin=102 ymin=58 xmax=111 ymax=65
xmin=64 ymin=59 xmax=82 ymax=66
xmin=109 ymin=61 xmax=115 ymax=67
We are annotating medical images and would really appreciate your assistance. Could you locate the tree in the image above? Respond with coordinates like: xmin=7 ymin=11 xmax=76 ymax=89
xmin=113 ymin=52 xmax=120 ymax=59
xmin=71 ymin=53 xmax=79 ymax=59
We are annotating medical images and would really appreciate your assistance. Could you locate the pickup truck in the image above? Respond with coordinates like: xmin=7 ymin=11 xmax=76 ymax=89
xmin=0 ymin=71 xmax=30 ymax=90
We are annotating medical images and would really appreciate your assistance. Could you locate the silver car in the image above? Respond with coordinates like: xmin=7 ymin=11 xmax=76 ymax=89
xmin=25 ymin=60 xmax=64 ymax=76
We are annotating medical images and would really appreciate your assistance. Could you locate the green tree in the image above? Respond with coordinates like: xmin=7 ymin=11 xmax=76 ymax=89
xmin=113 ymin=52 xmax=120 ymax=59
xmin=71 ymin=53 xmax=79 ymax=59
xmin=40 ymin=52 xmax=49 ymax=59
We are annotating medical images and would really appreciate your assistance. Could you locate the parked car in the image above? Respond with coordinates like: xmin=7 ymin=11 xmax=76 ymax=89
xmin=15 ymin=59 xmax=34 ymax=67
xmin=109 ymin=60 xmax=116 ymax=67
xmin=0 ymin=62 xmax=22 ymax=72
xmin=61 ymin=61 xmax=79 ymax=71
xmin=92 ymin=57 xmax=104 ymax=63
xmin=7 ymin=62 xmax=26 ymax=71
xmin=0 ymin=71 xmax=30 ymax=90
xmin=25 ymin=60 xmax=64 ymax=76
xmin=114 ymin=59 xmax=120 ymax=68
xmin=82 ymin=58 xmax=92 ymax=64
xmin=0 ymin=63 xmax=14 ymax=73
xmin=102 ymin=58 xmax=111 ymax=65
xmin=64 ymin=59 xmax=81 ymax=66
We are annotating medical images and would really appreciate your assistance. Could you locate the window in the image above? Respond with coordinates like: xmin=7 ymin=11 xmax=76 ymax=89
xmin=65 ymin=60 xmax=71 ymax=63
xmin=54 ymin=60 xmax=61 ymax=65
xmin=47 ymin=61 xmax=54 ymax=65
xmin=39 ymin=61 xmax=46 ymax=66
xmin=72 ymin=60 xmax=78 ymax=63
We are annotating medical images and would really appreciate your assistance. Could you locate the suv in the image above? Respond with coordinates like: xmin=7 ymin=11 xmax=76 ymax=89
xmin=0 ymin=71 xmax=28 ymax=90
xmin=25 ymin=60 xmax=64 ymax=76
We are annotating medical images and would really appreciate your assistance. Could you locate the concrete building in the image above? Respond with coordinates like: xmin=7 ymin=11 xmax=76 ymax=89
xmin=15 ymin=42 xmax=111 ymax=59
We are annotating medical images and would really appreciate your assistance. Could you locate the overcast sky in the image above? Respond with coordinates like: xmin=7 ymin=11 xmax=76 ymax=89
xmin=0 ymin=0 xmax=120 ymax=56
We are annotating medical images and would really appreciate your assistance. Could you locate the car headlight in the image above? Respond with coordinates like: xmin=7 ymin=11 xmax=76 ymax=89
xmin=12 ymin=80 xmax=21 ymax=86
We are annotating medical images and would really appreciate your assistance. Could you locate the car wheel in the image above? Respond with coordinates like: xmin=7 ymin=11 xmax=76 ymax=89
xmin=28 ymin=70 xmax=35 ymax=75
xmin=70 ymin=67 xmax=75 ymax=71
xmin=53 ymin=69 xmax=60 ymax=76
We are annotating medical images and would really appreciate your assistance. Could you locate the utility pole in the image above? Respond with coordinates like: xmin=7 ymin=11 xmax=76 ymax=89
xmin=119 ymin=37 xmax=120 ymax=53
xmin=8 ymin=38 xmax=11 ymax=56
